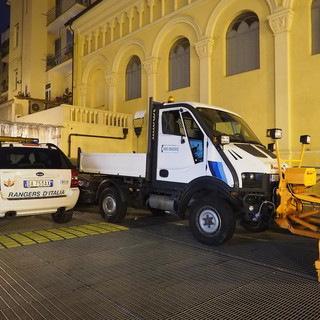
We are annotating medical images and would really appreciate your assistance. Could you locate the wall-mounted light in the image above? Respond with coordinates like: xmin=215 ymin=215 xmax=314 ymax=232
xmin=133 ymin=110 xmax=146 ymax=152
xmin=16 ymin=80 xmax=22 ymax=84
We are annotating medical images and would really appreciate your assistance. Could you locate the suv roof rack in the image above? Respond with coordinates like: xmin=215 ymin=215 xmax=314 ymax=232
xmin=0 ymin=136 xmax=39 ymax=146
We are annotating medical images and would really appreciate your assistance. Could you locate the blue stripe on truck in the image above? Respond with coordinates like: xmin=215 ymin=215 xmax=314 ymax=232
xmin=208 ymin=161 xmax=227 ymax=183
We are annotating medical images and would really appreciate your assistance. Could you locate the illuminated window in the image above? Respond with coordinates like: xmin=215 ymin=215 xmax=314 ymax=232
xmin=226 ymin=12 xmax=260 ymax=76
xmin=312 ymin=0 xmax=320 ymax=54
xmin=169 ymin=38 xmax=190 ymax=90
xmin=126 ymin=56 xmax=141 ymax=100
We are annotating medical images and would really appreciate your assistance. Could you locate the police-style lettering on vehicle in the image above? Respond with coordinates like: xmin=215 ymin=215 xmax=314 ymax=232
xmin=0 ymin=137 xmax=79 ymax=223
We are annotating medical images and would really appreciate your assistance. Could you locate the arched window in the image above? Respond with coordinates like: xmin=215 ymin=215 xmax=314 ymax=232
xmin=226 ymin=12 xmax=260 ymax=76
xmin=169 ymin=38 xmax=190 ymax=91
xmin=126 ymin=56 xmax=141 ymax=100
xmin=312 ymin=0 xmax=320 ymax=55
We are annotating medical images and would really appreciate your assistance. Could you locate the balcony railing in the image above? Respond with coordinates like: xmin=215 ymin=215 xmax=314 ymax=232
xmin=69 ymin=106 xmax=129 ymax=127
xmin=46 ymin=45 xmax=73 ymax=70
xmin=47 ymin=0 xmax=90 ymax=25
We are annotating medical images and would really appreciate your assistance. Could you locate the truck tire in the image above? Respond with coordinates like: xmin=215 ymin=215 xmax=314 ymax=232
xmin=51 ymin=210 xmax=73 ymax=223
xmin=189 ymin=197 xmax=235 ymax=245
xmin=99 ymin=187 xmax=127 ymax=223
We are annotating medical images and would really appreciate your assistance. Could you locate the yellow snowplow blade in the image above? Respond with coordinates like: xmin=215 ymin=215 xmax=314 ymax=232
xmin=285 ymin=167 xmax=316 ymax=187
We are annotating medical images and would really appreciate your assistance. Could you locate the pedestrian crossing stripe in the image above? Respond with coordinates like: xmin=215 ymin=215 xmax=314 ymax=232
xmin=0 ymin=222 xmax=129 ymax=249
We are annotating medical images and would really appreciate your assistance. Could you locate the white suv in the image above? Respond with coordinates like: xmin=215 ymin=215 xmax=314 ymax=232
xmin=0 ymin=137 xmax=79 ymax=223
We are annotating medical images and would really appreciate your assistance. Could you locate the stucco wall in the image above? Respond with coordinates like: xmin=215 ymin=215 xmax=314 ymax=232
xmin=69 ymin=0 xmax=319 ymax=166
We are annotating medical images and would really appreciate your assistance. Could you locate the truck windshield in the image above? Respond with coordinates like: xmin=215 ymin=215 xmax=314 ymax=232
xmin=197 ymin=107 xmax=261 ymax=144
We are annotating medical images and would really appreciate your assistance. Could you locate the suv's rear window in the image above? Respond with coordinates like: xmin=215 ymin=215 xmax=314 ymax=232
xmin=0 ymin=147 xmax=72 ymax=169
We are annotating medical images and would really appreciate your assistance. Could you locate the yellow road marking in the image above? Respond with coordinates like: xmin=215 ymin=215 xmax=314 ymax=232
xmin=8 ymin=234 xmax=37 ymax=246
xmin=66 ymin=226 xmax=100 ymax=235
xmin=22 ymin=231 xmax=51 ymax=243
xmin=0 ymin=222 xmax=129 ymax=249
xmin=58 ymin=227 xmax=89 ymax=237
xmin=0 ymin=235 xmax=22 ymax=248
xmin=34 ymin=230 xmax=64 ymax=241
xmin=80 ymin=224 xmax=111 ymax=234
xmin=47 ymin=229 xmax=78 ymax=240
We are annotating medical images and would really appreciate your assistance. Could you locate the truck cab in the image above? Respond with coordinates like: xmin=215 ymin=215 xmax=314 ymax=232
xmin=154 ymin=102 xmax=278 ymax=187
xmin=147 ymin=100 xmax=279 ymax=244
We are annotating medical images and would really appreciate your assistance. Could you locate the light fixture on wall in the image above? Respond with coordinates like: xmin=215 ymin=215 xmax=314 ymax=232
xmin=133 ymin=110 xmax=146 ymax=153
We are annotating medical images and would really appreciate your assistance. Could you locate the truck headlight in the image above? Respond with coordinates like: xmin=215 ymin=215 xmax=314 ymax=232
xmin=241 ymin=172 xmax=263 ymax=188
xmin=242 ymin=173 xmax=258 ymax=180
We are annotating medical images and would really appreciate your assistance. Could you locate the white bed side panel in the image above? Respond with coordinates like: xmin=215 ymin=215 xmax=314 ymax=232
xmin=80 ymin=153 xmax=147 ymax=178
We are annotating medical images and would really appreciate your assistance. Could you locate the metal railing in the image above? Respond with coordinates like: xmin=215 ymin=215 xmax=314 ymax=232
xmin=46 ymin=45 xmax=73 ymax=70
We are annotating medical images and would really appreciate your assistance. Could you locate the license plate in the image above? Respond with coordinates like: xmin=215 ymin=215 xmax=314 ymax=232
xmin=24 ymin=180 xmax=54 ymax=188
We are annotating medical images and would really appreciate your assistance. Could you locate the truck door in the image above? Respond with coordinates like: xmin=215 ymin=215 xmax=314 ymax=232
xmin=157 ymin=108 xmax=206 ymax=183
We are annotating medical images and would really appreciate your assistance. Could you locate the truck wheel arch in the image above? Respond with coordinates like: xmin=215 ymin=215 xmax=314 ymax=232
xmin=177 ymin=177 xmax=238 ymax=219
xmin=96 ymin=179 xmax=128 ymax=203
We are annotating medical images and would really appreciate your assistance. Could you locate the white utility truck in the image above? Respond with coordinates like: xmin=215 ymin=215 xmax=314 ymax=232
xmin=78 ymin=98 xmax=279 ymax=245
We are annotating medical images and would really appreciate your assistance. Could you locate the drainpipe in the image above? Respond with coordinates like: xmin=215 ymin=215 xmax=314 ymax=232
xmin=68 ymin=128 xmax=128 ymax=157
xmin=68 ymin=23 xmax=74 ymax=104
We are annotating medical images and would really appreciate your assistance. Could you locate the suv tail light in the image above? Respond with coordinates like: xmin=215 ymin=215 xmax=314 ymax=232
xmin=71 ymin=169 xmax=79 ymax=188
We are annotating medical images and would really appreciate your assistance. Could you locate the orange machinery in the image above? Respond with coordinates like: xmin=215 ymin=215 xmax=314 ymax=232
xmin=267 ymin=129 xmax=320 ymax=280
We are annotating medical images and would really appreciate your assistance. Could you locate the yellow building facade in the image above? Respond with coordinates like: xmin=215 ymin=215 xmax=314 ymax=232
xmin=68 ymin=0 xmax=320 ymax=166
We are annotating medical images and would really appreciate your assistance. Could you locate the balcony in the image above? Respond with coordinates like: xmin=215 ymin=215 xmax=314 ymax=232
xmin=47 ymin=0 xmax=89 ymax=35
xmin=47 ymin=0 xmax=91 ymax=25
xmin=46 ymin=45 xmax=73 ymax=72
xmin=15 ymin=104 xmax=133 ymax=158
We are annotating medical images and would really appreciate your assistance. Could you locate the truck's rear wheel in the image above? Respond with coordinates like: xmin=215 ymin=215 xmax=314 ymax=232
xmin=189 ymin=198 xmax=235 ymax=245
xmin=99 ymin=187 xmax=127 ymax=223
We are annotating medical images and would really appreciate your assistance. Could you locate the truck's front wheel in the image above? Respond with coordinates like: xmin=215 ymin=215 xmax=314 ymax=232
xmin=99 ymin=187 xmax=127 ymax=223
xmin=189 ymin=198 xmax=235 ymax=245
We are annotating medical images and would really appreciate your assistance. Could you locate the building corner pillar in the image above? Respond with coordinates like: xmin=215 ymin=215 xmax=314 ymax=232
xmin=106 ymin=72 xmax=118 ymax=112
xmin=195 ymin=37 xmax=214 ymax=104
xmin=268 ymin=8 xmax=293 ymax=156
xmin=143 ymin=57 xmax=159 ymax=99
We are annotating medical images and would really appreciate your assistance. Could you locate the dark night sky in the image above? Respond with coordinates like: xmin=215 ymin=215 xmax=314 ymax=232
xmin=0 ymin=0 xmax=10 ymax=34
